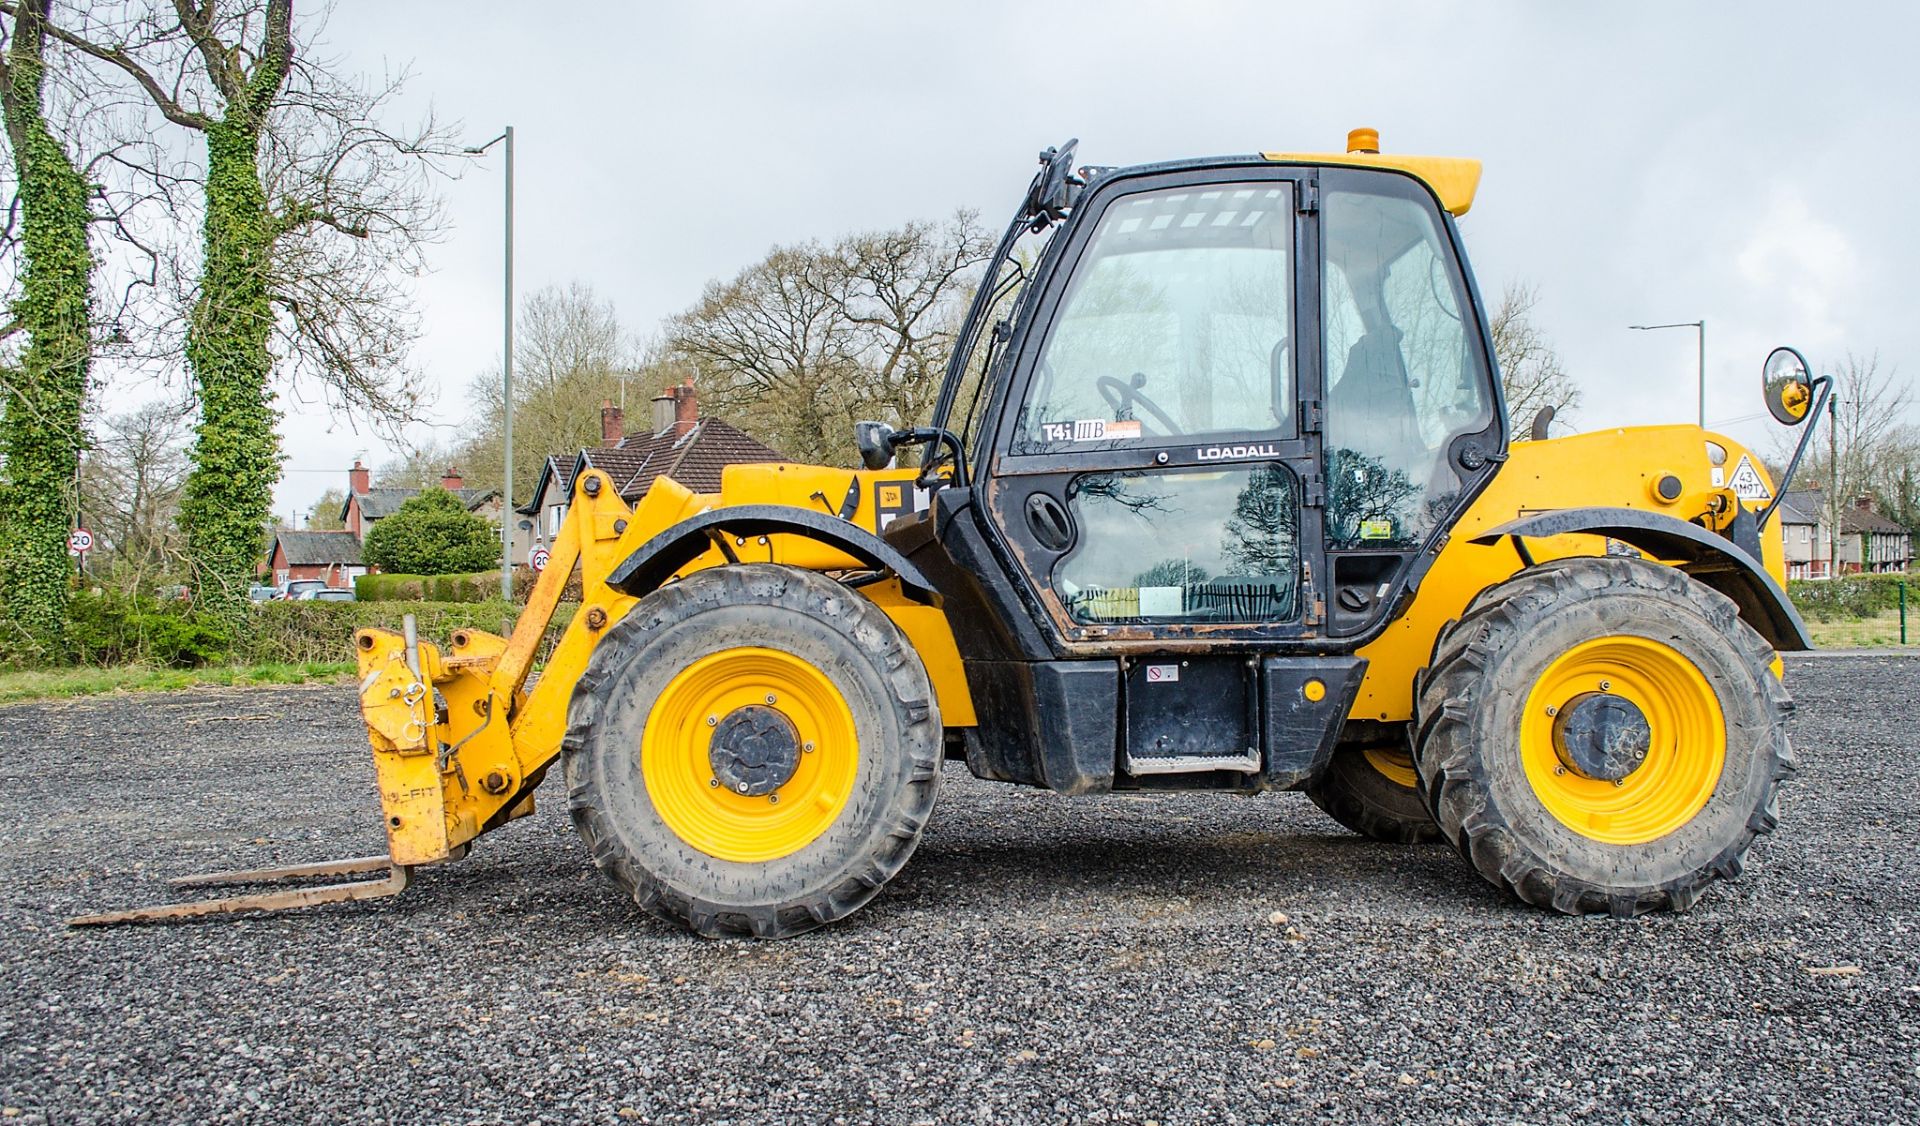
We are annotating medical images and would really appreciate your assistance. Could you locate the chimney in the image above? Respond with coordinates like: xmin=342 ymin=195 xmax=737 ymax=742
xmin=349 ymin=459 xmax=370 ymax=495
xmin=600 ymin=399 xmax=625 ymax=447
xmin=673 ymin=376 xmax=698 ymax=438
xmin=440 ymin=466 xmax=464 ymax=491
xmin=651 ymin=388 xmax=676 ymax=435
xmin=1855 ymin=493 xmax=1877 ymax=513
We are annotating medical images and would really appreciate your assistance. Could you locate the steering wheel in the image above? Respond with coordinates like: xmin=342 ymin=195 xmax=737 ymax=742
xmin=1097 ymin=372 xmax=1179 ymax=437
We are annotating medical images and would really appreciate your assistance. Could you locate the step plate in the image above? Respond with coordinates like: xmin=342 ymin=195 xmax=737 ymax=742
xmin=1125 ymin=751 xmax=1261 ymax=776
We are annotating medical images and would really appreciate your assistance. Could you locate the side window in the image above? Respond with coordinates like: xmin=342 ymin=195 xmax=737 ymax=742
xmin=1322 ymin=187 xmax=1490 ymax=549
xmin=1054 ymin=466 xmax=1299 ymax=624
xmin=1016 ymin=185 xmax=1295 ymax=451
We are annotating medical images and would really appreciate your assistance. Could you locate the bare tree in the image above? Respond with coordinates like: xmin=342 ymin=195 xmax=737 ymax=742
xmin=25 ymin=0 xmax=457 ymax=615
xmin=668 ymin=211 xmax=992 ymax=464
xmin=1489 ymin=281 xmax=1579 ymax=439
xmin=76 ymin=396 xmax=190 ymax=587
xmin=455 ymin=281 xmax=636 ymax=504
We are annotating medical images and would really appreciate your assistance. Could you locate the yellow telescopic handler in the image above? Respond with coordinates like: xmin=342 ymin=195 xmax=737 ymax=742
xmin=75 ymin=131 xmax=1825 ymax=937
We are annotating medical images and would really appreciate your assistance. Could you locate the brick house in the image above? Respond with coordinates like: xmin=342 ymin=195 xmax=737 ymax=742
xmin=264 ymin=529 xmax=367 ymax=587
xmin=519 ymin=379 xmax=786 ymax=548
xmin=1777 ymin=488 xmax=1912 ymax=577
xmin=342 ymin=462 xmax=502 ymax=544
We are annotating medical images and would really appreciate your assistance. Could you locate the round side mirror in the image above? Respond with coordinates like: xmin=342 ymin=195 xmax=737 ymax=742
xmin=854 ymin=421 xmax=897 ymax=470
xmin=1762 ymin=346 xmax=1814 ymax=426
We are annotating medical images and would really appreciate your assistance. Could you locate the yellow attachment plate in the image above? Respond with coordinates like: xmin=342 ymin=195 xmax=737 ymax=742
xmin=1519 ymin=636 xmax=1726 ymax=845
xmin=1259 ymin=151 xmax=1483 ymax=216
xmin=642 ymin=647 xmax=860 ymax=863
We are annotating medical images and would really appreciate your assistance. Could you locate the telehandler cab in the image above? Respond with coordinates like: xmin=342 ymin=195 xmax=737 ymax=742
xmin=76 ymin=130 xmax=1823 ymax=937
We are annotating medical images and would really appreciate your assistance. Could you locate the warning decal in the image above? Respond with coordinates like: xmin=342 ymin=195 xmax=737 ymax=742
xmin=1726 ymin=455 xmax=1771 ymax=502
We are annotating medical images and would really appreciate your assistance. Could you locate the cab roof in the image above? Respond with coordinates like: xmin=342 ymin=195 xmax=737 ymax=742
xmin=1261 ymin=128 xmax=1481 ymax=217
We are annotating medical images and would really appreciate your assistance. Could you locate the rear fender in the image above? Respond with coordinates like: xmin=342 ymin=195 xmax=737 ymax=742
xmin=1471 ymin=506 xmax=1812 ymax=651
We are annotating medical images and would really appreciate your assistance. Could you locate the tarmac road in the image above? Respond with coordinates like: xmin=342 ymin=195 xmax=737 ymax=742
xmin=1 ymin=651 xmax=1915 ymax=1124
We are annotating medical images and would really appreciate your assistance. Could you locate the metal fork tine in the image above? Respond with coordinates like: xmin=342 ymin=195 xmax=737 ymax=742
xmin=68 ymin=866 xmax=411 ymax=927
xmin=166 ymin=854 xmax=393 ymax=888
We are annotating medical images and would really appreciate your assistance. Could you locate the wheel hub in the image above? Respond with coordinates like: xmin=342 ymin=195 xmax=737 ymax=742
xmin=1551 ymin=692 xmax=1651 ymax=782
xmin=708 ymin=705 xmax=801 ymax=797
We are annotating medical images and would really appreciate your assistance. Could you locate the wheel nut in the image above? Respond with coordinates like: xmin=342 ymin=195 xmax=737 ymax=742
xmin=803 ymin=741 xmax=815 ymax=753
xmin=765 ymin=694 xmax=777 ymax=704
xmin=736 ymin=782 xmax=749 ymax=794
xmin=709 ymin=778 xmax=719 ymax=788
xmin=1554 ymin=765 xmax=1566 ymax=776
xmin=706 ymin=715 xmax=718 ymax=727
xmin=1545 ymin=705 xmax=1558 ymax=717
xmin=768 ymin=794 xmax=780 ymax=804
xmin=1612 ymin=779 xmax=1626 ymax=787
xmin=1599 ymin=680 xmax=1612 ymax=691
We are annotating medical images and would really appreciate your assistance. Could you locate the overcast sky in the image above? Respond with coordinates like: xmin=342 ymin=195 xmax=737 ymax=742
xmin=239 ymin=0 xmax=1918 ymax=518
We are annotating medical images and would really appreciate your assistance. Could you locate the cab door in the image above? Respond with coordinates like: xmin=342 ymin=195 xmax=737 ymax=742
xmin=978 ymin=168 xmax=1324 ymax=651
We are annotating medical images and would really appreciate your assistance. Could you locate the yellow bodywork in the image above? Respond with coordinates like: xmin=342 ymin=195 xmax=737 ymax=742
xmin=354 ymin=422 xmax=1784 ymax=868
xmin=353 ymin=462 xmax=974 ymax=868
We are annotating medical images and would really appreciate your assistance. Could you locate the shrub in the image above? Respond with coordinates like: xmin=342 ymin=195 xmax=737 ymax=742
xmin=361 ymin=488 xmax=500 ymax=575
xmin=64 ymin=592 xmax=234 ymax=667
xmin=1787 ymin=573 xmax=1912 ymax=622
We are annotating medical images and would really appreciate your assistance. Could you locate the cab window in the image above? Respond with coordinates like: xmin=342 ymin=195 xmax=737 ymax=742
xmin=1321 ymin=183 xmax=1491 ymax=548
xmin=1015 ymin=184 xmax=1295 ymax=452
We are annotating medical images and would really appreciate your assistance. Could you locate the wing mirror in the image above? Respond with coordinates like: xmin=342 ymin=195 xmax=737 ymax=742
xmin=854 ymin=421 xmax=898 ymax=470
xmin=1763 ymin=346 xmax=1814 ymax=426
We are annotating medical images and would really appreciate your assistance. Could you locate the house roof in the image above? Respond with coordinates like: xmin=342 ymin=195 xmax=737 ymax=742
xmin=271 ymin=529 xmax=363 ymax=567
xmin=345 ymin=486 xmax=497 ymax=521
xmin=1775 ymin=491 xmax=1820 ymax=526
xmin=1841 ymin=506 xmax=1909 ymax=536
xmin=518 ymin=418 xmax=786 ymax=514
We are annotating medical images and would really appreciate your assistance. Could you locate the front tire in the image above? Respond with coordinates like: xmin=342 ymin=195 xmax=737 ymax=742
xmin=563 ymin=564 xmax=941 ymax=938
xmin=1414 ymin=556 xmax=1794 ymax=916
xmin=1305 ymin=736 xmax=1441 ymax=844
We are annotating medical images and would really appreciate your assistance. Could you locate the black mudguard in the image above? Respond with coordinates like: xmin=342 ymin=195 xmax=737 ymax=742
xmin=1472 ymin=506 xmax=1812 ymax=651
xmin=605 ymin=504 xmax=941 ymax=606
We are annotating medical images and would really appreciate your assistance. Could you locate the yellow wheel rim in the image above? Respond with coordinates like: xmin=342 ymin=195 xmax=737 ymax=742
xmin=1362 ymin=746 xmax=1419 ymax=789
xmin=1520 ymin=635 xmax=1725 ymax=845
xmin=642 ymin=646 xmax=859 ymax=862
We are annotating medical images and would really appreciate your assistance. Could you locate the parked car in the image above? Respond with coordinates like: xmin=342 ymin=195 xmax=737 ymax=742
xmin=248 ymin=585 xmax=280 ymax=602
xmin=278 ymin=579 xmax=328 ymax=601
xmin=301 ymin=588 xmax=356 ymax=602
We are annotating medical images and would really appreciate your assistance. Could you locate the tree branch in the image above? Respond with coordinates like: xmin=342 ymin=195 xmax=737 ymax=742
xmin=0 ymin=0 xmax=213 ymax=129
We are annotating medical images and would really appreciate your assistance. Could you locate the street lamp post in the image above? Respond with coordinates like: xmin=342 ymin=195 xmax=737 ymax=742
xmin=467 ymin=127 xmax=515 ymax=599
xmin=1629 ymin=319 xmax=1706 ymax=427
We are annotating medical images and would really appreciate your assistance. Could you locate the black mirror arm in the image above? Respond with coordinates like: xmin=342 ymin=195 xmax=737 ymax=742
xmin=888 ymin=427 xmax=968 ymax=490
xmin=1757 ymin=375 xmax=1831 ymax=531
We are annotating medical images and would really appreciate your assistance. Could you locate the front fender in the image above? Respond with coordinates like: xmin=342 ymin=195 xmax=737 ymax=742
xmin=1471 ymin=506 xmax=1811 ymax=651
xmin=604 ymin=504 xmax=942 ymax=606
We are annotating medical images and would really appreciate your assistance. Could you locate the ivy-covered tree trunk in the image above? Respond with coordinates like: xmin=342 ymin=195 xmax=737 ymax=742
xmin=0 ymin=0 xmax=94 ymax=651
xmin=178 ymin=117 xmax=283 ymax=620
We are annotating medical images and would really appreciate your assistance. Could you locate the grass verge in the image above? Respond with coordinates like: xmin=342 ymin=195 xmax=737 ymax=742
xmin=1805 ymin=612 xmax=1915 ymax=650
xmin=0 ymin=662 xmax=356 ymax=706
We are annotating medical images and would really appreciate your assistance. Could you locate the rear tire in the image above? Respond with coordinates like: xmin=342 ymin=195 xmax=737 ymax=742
xmin=1414 ymin=556 xmax=1794 ymax=916
xmin=563 ymin=564 xmax=941 ymax=938
xmin=1305 ymin=736 xmax=1441 ymax=844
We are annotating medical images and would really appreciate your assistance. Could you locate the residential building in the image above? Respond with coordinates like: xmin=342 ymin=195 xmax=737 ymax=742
xmin=519 ymin=379 xmax=786 ymax=549
xmin=264 ymin=529 xmax=366 ymax=588
xmin=341 ymin=463 xmax=501 ymax=544
xmin=1776 ymin=487 xmax=1912 ymax=577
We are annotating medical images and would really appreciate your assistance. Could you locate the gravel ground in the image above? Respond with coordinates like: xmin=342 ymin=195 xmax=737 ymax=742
xmin=1 ymin=652 xmax=1916 ymax=1124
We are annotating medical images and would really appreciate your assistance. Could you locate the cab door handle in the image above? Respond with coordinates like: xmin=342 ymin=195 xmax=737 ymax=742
xmin=1025 ymin=493 xmax=1073 ymax=551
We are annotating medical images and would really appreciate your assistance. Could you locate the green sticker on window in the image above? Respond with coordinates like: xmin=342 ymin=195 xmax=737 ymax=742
xmin=1358 ymin=518 xmax=1395 ymax=540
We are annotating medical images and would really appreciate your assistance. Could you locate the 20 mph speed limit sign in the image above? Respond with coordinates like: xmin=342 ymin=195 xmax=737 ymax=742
xmin=67 ymin=528 xmax=93 ymax=555
xmin=528 ymin=545 xmax=550 ymax=573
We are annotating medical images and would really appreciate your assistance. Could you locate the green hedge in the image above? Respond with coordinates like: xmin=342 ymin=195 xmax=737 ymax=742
xmin=356 ymin=571 xmax=503 ymax=603
xmin=1787 ymin=573 xmax=1911 ymax=622
xmin=40 ymin=592 xmax=577 ymax=669
xmin=238 ymin=599 xmax=577 ymax=665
